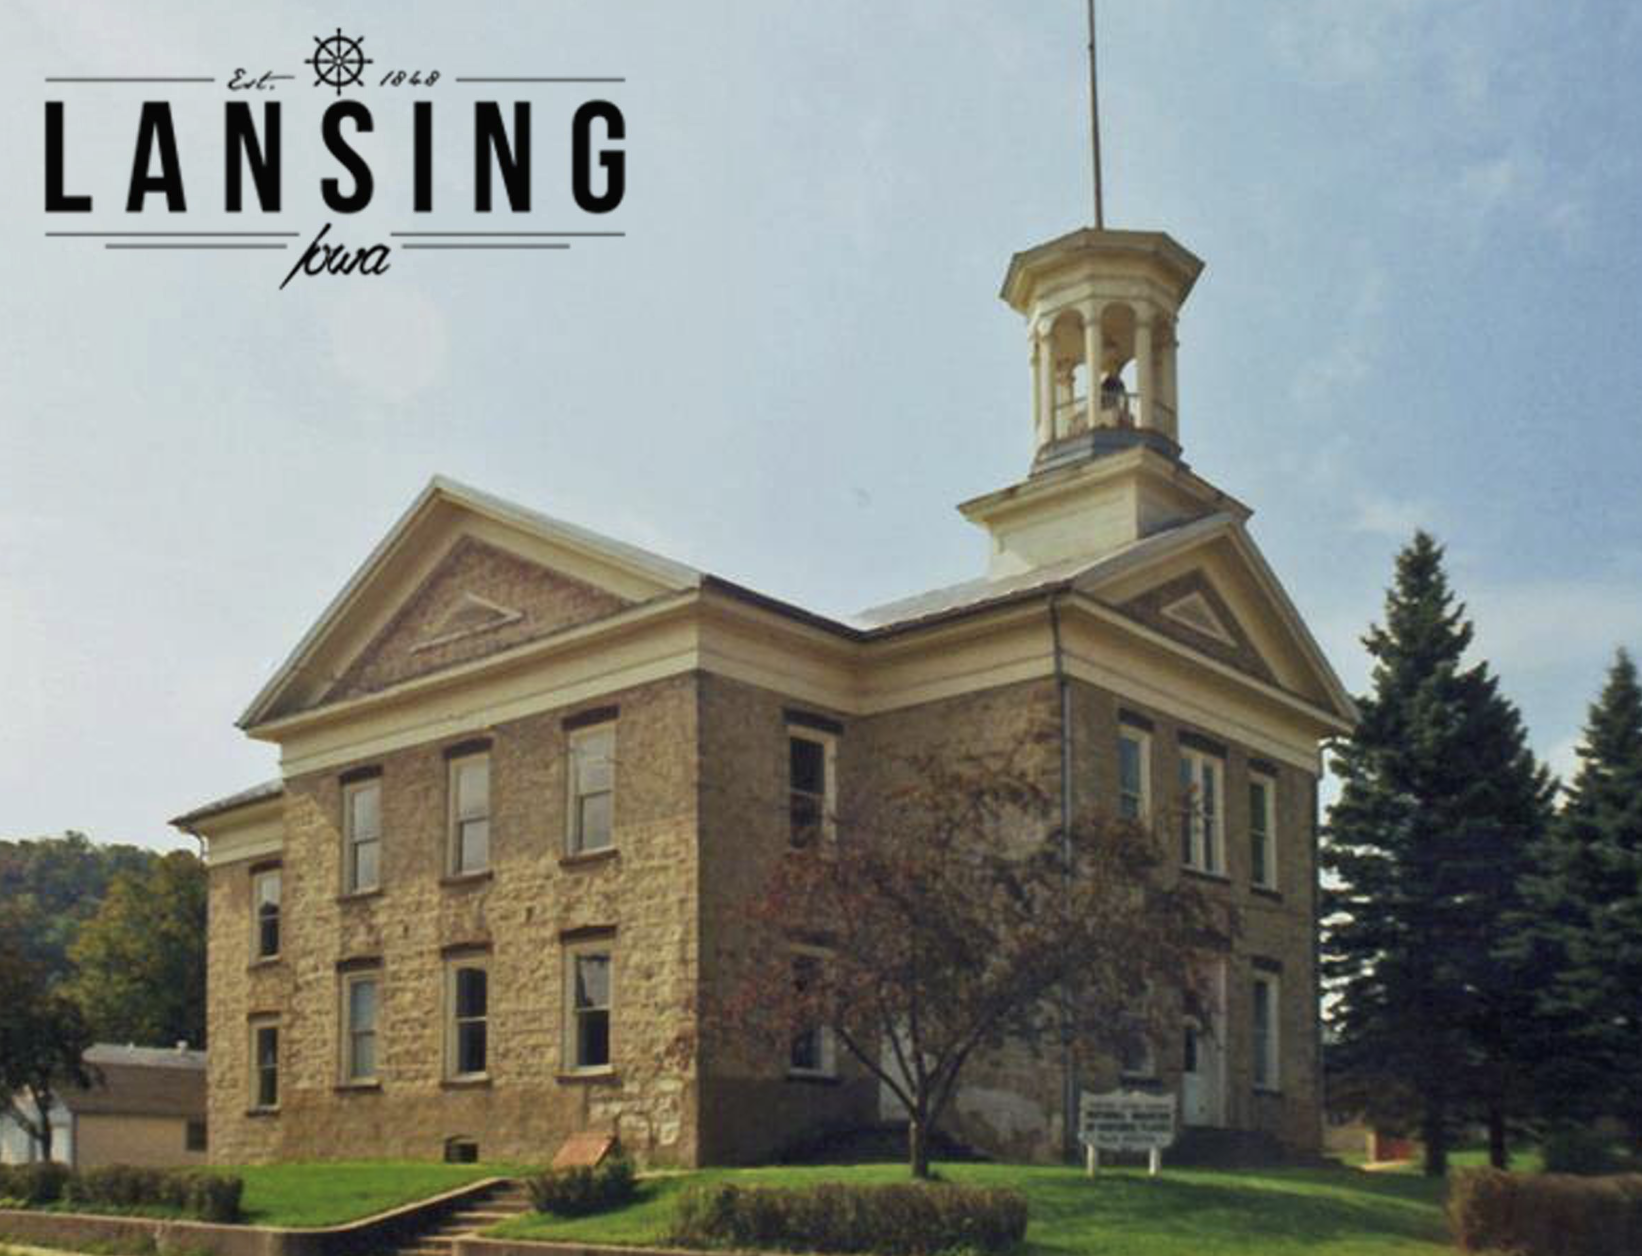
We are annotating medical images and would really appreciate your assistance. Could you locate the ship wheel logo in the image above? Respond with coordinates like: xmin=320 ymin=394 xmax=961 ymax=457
xmin=305 ymin=28 xmax=373 ymax=96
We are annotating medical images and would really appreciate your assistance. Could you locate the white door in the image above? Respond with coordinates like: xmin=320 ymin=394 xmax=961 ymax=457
xmin=1181 ymin=965 xmax=1226 ymax=1127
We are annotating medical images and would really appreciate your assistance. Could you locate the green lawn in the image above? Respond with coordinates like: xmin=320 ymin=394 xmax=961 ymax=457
xmin=235 ymin=1161 xmax=534 ymax=1227
xmin=490 ymin=1162 xmax=1454 ymax=1256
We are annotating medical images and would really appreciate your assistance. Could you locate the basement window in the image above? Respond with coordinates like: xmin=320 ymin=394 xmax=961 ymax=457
xmin=444 ymin=1137 xmax=480 ymax=1164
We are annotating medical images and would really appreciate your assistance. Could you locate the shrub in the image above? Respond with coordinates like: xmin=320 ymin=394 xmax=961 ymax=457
xmin=1449 ymin=1168 xmax=1642 ymax=1255
xmin=0 ymin=1162 xmax=71 ymax=1206
xmin=1542 ymin=1126 xmax=1622 ymax=1176
xmin=667 ymin=1180 xmax=1029 ymax=1255
xmin=526 ymin=1155 xmax=637 ymax=1217
xmin=20 ymin=1165 xmax=244 ymax=1223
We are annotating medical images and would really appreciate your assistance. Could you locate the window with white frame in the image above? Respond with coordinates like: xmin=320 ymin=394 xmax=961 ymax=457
xmin=448 ymin=751 xmax=491 ymax=875
xmin=1252 ymin=971 xmax=1281 ymax=1091
xmin=1178 ymin=747 xmax=1223 ymax=874
xmin=1118 ymin=727 xmax=1151 ymax=821
xmin=343 ymin=778 xmax=382 ymax=893
xmin=565 ymin=945 xmax=612 ymax=1071
xmin=341 ymin=972 xmax=380 ymax=1083
xmin=788 ymin=950 xmax=836 ymax=1078
xmin=447 ymin=961 xmax=488 ymax=1079
xmin=788 ymin=729 xmax=836 ymax=848
xmin=251 ymin=867 xmax=281 ymax=961
xmin=250 ymin=1020 xmax=279 ymax=1110
xmin=567 ymin=725 xmax=615 ymax=855
xmin=1249 ymin=772 xmax=1278 ymax=890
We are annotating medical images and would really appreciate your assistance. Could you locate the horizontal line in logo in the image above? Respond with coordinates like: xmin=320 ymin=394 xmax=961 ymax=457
xmin=105 ymin=243 xmax=289 ymax=250
xmin=50 ymin=232 xmax=303 ymax=238
xmin=390 ymin=232 xmax=623 ymax=238
xmin=400 ymin=243 xmax=570 ymax=250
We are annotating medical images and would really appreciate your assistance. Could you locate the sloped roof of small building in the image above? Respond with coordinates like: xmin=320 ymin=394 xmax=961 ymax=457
xmin=53 ymin=1044 xmax=206 ymax=1119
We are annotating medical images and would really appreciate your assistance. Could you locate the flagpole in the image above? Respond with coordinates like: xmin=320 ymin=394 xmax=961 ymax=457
xmin=1087 ymin=0 xmax=1104 ymax=228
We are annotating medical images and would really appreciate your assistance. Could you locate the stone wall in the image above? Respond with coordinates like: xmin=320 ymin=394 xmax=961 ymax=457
xmin=207 ymin=673 xmax=701 ymax=1167
xmin=694 ymin=674 xmax=878 ymax=1164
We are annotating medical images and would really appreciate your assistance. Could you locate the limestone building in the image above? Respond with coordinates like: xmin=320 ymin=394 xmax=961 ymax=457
xmin=175 ymin=223 xmax=1354 ymax=1167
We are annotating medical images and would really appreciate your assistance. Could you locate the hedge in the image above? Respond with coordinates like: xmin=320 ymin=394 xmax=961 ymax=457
xmin=526 ymin=1156 xmax=637 ymax=1217
xmin=667 ymin=1181 xmax=1029 ymax=1255
xmin=1450 ymin=1168 xmax=1642 ymax=1255
xmin=0 ymin=1163 xmax=243 ymax=1223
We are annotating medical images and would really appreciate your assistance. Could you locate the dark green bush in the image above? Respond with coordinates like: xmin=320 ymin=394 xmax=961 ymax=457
xmin=1542 ymin=1126 xmax=1622 ymax=1177
xmin=0 ymin=1161 xmax=71 ymax=1205
xmin=1449 ymin=1168 xmax=1642 ymax=1255
xmin=667 ymin=1180 xmax=1029 ymax=1255
xmin=526 ymin=1155 xmax=637 ymax=1217
xmin=2 ymin=1165 xmax=244 ymax=1223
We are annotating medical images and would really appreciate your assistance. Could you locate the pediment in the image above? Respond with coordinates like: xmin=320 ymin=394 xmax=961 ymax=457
xmin=1074 ymin=518 xmax=1356 ymax=723
xmin=322 ymin=536 xmax=630 ymax=705
xmin=1115 ymin=570 xmax=1278 ymax=687
xmin=242 ymin=478 xmax=701 ymax=727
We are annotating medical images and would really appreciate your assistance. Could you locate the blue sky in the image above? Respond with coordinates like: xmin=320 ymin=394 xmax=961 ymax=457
xmin=3 ymin=1 xmax=1641 ymax=850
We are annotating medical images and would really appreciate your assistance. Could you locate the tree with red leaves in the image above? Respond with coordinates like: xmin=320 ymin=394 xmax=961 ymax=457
xmin=719 ymin=732 xmax=1228 ymax=1178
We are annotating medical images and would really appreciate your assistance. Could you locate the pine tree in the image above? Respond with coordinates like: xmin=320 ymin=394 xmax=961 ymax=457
xmin=1525 ymin=650 xmax=1642 ymax=1145
xmin=1324 ymin=532 xmax=1553 ymax=1175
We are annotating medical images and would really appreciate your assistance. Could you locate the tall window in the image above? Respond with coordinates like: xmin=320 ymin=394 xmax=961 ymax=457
xmin=1179 ymin=748 xmax=1223 ymax=874
xmin=252 ymin=868 xmax=281 ymax=960
xmin=1253 ymin=972 xmax=1281 ymax=1091
xmin=449 ymin=752 xmax=491 ymax=875
xmin=567 ymin=725 xmax=615 ymax=855
xmin=448 ymin=963 xmax=488 ymax=1079
xmin=1118 ymin=728 xmax=1151 ymax=821
xmin=566 ymin=947 xmax=612 ymax=1071
xmin=788 ymin=730 xmax=835 ymax=848
xmin=250 ymin=1021 xmax=279 ymax=1110
xmin=1249 ymin=773 xmax=1278 ymax=890
xmin=343 ymin=778 xmax=382 ymax=893
xmin=342 ymin=973 xmax=379 ymax=1083
xmin=789 ymin=951 xmax=835 ymax=1078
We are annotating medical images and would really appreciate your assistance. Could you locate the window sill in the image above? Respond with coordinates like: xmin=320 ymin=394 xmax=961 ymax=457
xmin=248 ymin=956 xmax=282 ymax=971
xmin=337 ymin=888 xmax=383 ymax=905
xmin=334 ymin=1080 xmax=382 ymax=1094
xmin=244 ymin=1107 xmax=280 ymax=1118
xmin=1181 ymin=867 xmax=1230 ymax=885
xmin=560 ymin=847 xmax=618 ymax=869
xmin=785 ymin=1071 xmax=841 ymax=1086
xmin=1251 ymin=885 xmax=1283 ymax=902
xmin=441 ymin=869 xmax=494 ymax=889
xmin=441 ymin=1074 xmax=492 ymax=1089
xmin=557 ymin=1067 xmax=618 ymax=1085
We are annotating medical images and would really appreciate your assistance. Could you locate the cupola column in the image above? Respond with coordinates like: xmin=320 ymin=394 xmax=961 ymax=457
xmin=1158 ymin=323 xmax=1180 ymax=442
xmin=1033 ymin=325 xmax=1056 ymax=450
xmin=1133 ymin=312 xmax=1156 ymax=431
xmin=1082 ymin=304 xmax=1104 ymax=435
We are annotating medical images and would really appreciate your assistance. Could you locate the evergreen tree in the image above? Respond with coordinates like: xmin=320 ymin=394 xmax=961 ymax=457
xmin=1324 ymin=532 xmax=1553 ymax=1175
xmin=1524 ymin=650 xmax=1642 ymax=1145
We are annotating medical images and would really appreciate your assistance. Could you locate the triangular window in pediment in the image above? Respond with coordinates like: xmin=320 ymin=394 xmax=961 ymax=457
xmin=412 ymin=592 xmax=524 ymax=653
xmin=1161 ymin=590 xmax=1237 ymax=648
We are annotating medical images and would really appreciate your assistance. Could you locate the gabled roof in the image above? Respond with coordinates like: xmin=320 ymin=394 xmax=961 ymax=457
xmin=170 ymin=778 xmax=283 ymax=830
xmin=238 ymin=476 xmax=704 ymax=730
xmin=53 ymin=1044 xmax=205 ymax=1119
xmin=857 ymin=512 xmax=1357 ymax=727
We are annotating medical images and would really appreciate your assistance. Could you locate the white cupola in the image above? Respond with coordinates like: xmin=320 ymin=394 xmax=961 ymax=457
xmin=961 ymin=227 xmax=1245 ymax=578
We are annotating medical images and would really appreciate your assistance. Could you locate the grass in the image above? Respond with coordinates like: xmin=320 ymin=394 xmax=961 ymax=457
xmin=234 ymin=1160 xmax=535 ymax=1228
xmin=490 ymin=1162 xmax=1456 ymax=1255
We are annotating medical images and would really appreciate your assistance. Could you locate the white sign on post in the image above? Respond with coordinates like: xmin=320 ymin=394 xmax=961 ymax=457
xmin=1078 ymin=1089 xmax=1177 ymax=1176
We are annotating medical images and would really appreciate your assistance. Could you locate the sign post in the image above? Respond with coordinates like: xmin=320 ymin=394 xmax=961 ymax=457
xmin=1077 ymin=1089 xmax=1177 ymax=1177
